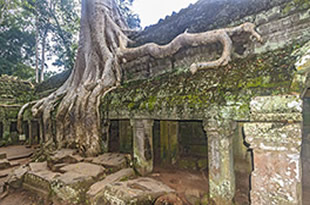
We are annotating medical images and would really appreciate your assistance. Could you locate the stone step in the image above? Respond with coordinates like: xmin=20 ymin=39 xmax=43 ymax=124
xmin=87 ymin=168 xmax=135 ymax=204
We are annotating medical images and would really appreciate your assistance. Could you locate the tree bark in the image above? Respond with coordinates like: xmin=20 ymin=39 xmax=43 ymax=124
xmin=23 ymin=0 xmax=261 ymax=157
xmin=40 ymin=27 xmax=48 ymax=82
xmin=35 ymin=17 xmax=40 ymax=83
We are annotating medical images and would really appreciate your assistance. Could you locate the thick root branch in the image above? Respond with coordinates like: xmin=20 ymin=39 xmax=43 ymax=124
xmin=119 ymin=22 xmax=262 ymax=74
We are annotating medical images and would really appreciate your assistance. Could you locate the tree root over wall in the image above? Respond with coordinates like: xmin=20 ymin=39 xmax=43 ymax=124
xmin=18 ymin=0 xmax=262 ymax=156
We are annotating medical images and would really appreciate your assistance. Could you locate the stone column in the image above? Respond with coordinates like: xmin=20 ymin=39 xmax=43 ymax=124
xmin=3 ymin=120 xmax=10 ymax=137
xmin=131 ymin=119 xmax=154 ymax=176
xmin=28 ymin=120 xmax=32 ymax=145
xmin=244 ymin=95 xmax=303 ymax=205
xmin=203 ymin=119 xmax=236 ymax=204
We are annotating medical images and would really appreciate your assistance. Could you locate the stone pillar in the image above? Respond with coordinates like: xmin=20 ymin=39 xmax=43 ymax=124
xmin=38 ymin=119 xmax=44 ymax=144
xmin=3 ymin=120 xmax=10 ymax=137
xmin=203 ymin=119 xmax=236 ymax=204
xmin=28 ymin=120 xmax=32 ymax=145
xmin=244 ymin=95 xmax=303 ymax=205
xmin=131 ymin=119 xmax=154 ymax=176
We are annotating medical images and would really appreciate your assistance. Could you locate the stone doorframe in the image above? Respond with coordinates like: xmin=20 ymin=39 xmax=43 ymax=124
xmin=203 ymin=119 xmax=237 ymax=204
xmin=244 ymin=95 xmax=303 ymax=205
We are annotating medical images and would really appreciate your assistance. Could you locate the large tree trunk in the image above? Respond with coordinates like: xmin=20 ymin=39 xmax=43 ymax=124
xmin=26 ymin=0 xmax=261 ymax=157
xmin=31 ymin=0 xmax=129 ymax=156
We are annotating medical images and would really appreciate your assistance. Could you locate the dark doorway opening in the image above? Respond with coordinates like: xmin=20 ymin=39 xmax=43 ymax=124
xmin=108 ymin=119 xmax=133 ymax=154
xmin=232 ymin=124 xmax=252 ymax=205
xmin=152 ymin=120 xmax=209 ymax=204
xmin=108 ymin=120 xmax=119 ymax=152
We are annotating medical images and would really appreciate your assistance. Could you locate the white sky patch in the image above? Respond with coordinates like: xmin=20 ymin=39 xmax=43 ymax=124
xmin=132 ymin=0 xmax=198 ymax=28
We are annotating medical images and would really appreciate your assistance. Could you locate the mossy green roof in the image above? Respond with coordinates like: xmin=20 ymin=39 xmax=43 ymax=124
xmin=101 ymin=45 xmax=300 ymax=120
xmin=0 ymin=75 xmax=35 ymax=105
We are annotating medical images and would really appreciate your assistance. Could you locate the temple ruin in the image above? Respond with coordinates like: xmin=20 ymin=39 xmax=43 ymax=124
xmin=1 ymin=0 xmax=310 ymax=204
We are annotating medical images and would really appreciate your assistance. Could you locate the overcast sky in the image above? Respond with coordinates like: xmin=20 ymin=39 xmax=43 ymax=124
xmin=132 ymin=0 xmax=199 ymax=28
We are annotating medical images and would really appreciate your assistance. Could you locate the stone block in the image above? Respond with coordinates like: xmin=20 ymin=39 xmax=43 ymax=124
xmin=244 ymin=122 xmax=303 ymax=205
xmin=87 ymin=168 xmax=135 ymax=204
xmin=23 ymin=170 xmax=59 ymax=196
xmin=244 ymin=123 xmax=302 ymax=152
xmin=89 ymin=153 xmax=129 ymax=173
xmin=0 ymin=152 xmax=7 ymax=160
xmin=249 ymin=95 xmax=302 ymax=122
xmin=52 ymin=162 xmax=105 ymax=204
xmin=0 ymin=159 xmax=10 ymax=170
xmin=93 ymin=177 xmax=174 ymax=205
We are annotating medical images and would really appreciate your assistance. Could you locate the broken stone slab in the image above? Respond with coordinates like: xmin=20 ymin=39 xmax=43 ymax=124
xmin=93 ymin=177 xmax=175 ymax=205
xmin=0 ymin=152 xmax=7 ymax=160
xmin=6 ymin=165 xmax=29 ymax=189
xmin=48 ymin=149 xmax=80 ymax=165
xmin=89 ymin=153 xmax=129 ymax=173
xmin=51 ymin=162 xmax=105 ymax=204
xmin=23 ymin=168 xmax=59 ymax=196
xmin=29 ymin=161 xmax=48 ymax=172
xmin=0 ymin=159 xmax=11 ymax=170
xmin=48 ymin=149 xmax=84 ymax=171
xmin=87 ymin=168 xmax=135 ymax=204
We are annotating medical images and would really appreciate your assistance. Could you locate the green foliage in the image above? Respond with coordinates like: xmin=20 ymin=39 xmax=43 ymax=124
xmin=0 ymin=0 xmax=36 ymax=80
xmin=117 ymin=0 xmax=141 ymax=29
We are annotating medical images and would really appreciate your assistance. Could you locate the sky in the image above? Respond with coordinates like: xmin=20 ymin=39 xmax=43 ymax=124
xmin=132 ymin=0 xmax=199 ymax=28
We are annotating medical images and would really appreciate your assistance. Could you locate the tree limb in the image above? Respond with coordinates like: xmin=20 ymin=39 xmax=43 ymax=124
xmin=118 ymin=22 xmax=262 ymax=74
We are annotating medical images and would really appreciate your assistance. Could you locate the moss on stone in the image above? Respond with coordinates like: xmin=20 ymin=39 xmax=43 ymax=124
xmin=101 ymin=44 xmax=300 ymax=119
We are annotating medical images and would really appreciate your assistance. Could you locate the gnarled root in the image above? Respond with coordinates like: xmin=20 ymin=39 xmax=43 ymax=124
xmin=119 ymin=22 xmax=262 ymax=74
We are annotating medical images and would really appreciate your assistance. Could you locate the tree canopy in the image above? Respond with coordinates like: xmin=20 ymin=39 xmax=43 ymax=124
xmin=0 ymin=0 xmax=141 ymax=81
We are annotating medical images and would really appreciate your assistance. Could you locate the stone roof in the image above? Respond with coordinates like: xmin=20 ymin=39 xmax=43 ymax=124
xmin=0 ymin=75 xmax=35 ymax=105
xmin=130 ymin=0 xmax=291 ymax=46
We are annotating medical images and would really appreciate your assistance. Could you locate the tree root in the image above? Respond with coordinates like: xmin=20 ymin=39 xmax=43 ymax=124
xmin=119 ymin=22 xmax=262 ymax=74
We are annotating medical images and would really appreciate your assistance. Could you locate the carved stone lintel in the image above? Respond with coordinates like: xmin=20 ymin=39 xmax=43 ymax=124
xmin=130 ymin=119 xmax=154 ymax=176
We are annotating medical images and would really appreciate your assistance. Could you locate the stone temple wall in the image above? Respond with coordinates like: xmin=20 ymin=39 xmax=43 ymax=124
xmin=0 ymin=75 xmax=39 ymax=146
xmin=27 ymin=0 xmax=310 ymax=204
xmin=99 ymin=1 xmax=310 ymax=204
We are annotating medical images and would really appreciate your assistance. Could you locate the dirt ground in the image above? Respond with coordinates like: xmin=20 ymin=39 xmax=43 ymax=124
xmin=150 ymin=167 xmax=209 ymax=204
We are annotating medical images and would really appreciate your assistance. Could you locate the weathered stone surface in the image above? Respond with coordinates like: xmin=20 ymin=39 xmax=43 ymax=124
xmin=59 ymin=162 xmax=105 ymax=180
xmin=29 ymin=161 xmax=48 ymax=172
xmin=250 ymin=95 xmax=303 ymax=122
xmin=49 ymin=149 xmax=79 ymax=165
xmin=131 ymin=120 xmax=154 ymax=176
xmin=23 ymin=170 xmax=59 ymax=196
xmin=0 ymin=159 xmax=10 ymax=170
xmin=95 ymin=177 xmax=174 ymax=205
xmin=244 ymin=123 xmax=302 ymax=152
xmin=7 ymin=165 xmax=29 ymax=189
xmin=203 ymin=119 xmax=236 ymax=204
xmin=90 ymin=153 xmax=129 ymax=173
xmin=87 ymin=168 xmax=135 ymax=204
xmin=0 ymin=152 xmax=7 ymax=160
xmin=244 ymin=122 xmax=302 ymax=205
xmin=51 ymin=162 xmax=105 ymax=204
